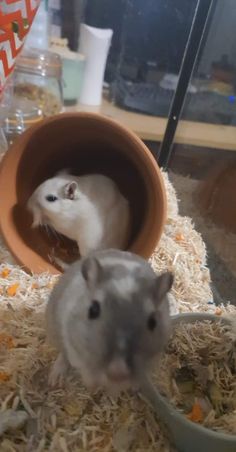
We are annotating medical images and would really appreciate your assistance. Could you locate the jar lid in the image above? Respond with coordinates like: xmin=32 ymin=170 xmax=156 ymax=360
xmin=50 ymin=45 xmax=85 ymax=62
xmin=15 ymin=48 xmax=62 ymax=78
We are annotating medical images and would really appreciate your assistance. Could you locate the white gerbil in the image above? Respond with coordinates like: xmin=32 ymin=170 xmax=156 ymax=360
xmin=27 ymin=171 xmax=130 ymax=258
xmin=46 ymin=249 xmax=173 ymax=393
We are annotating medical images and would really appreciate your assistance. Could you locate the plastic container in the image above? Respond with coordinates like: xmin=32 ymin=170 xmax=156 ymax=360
xmin=13 ymin=48 xmax=63 ymax=117
xmin=62 ymin=53 xmax=85 ymax=105
xmin=142 ymin=313 xmax=236 ymax=452
xmin=0 ymin=0 xmax=40 ymax=96
xmin=48 ymin=0 xmax=62 ymax=39
xmin=25 ymin=0 xmax=49 ymax=50
xmin=0 ymin=112 xmax=167 ymax=275
xmin=50 ymin=43 xmax=85 ymax=105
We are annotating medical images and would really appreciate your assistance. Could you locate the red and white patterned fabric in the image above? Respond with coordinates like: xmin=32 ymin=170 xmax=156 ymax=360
xmin=0 ymin=0 xmax=40 ymax=97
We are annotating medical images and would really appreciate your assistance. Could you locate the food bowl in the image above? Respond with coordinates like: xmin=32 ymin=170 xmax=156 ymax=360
xmin=0 ymin=112 xmax=166 ymax=274
xmin=142 ymin=313 xmax=236 ymax=452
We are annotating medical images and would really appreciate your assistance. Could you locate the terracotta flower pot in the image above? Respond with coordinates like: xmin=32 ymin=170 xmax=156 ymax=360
xmin=0 ymin=113 xmax=166 ymax=275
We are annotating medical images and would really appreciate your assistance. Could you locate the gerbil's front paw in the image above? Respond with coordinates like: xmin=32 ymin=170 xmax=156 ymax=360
xmin=80 ymin=370 xmax=101 ymax=394
xmin=48 ymin=354 xmax=69 ymax=388
xmin=85 ymin=380 xmax=99 ymax=394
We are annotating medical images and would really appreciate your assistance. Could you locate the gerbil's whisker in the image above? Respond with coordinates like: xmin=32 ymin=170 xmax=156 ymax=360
xmin=49 ymin=225 xmax=60 ymax=242
xmin=42 ymin=224 xmax=50 ymax=238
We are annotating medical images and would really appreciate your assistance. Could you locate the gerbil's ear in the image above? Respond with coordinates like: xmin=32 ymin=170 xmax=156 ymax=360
xmin=64 ymin=181 xmax=79 ymax=200
xmin=154 ymin=271 xmax=174 ymax=306
xmin=81 ymin=257 xmax=103 ymax=287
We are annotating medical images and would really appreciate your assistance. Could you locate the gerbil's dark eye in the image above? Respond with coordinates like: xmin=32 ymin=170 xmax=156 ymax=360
xmin=88 ymin=300 xmax=101 ymax=320
xmin=147 ymin=314 xmax=157 ymax=331
xmin=46 ymin=195 xmax=58 ymax=202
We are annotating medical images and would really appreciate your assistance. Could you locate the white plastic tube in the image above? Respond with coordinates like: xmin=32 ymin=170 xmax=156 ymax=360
xmin=79 ymin=24 xmax=113 ymax=106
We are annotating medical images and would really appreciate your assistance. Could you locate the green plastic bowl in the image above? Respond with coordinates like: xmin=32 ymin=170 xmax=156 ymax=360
xmin=142 ymin=313 xmax=236 ymax=452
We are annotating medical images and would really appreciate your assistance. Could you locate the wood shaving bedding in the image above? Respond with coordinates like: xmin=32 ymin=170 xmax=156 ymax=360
xmin=0 ymin=171 xmax=234 ymax=450
xmin=152 ymin=319 xmax=236 ymax=435
xmin=0 ymin=295 xmax=169 ymax=451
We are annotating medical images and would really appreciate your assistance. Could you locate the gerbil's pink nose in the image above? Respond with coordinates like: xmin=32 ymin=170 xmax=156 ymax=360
xmin=107 ymin=358 xmax=130 ymax=381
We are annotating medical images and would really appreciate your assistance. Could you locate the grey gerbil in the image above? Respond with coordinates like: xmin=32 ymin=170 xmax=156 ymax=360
xmin=27 ymin=171 xmax=130 ymax=258
xmin=46 ymin=249 xmax=173 ymax=393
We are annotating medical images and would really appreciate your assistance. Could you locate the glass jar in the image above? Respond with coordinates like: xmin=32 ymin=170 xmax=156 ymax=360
xmin=13 ymin=48 xmax=63 ymax=117
xmin=0 ymin=78 xmax=13 ymax=157
xmin=3 ymin=97 xmax=43 ymax=147
xmin=50 ymin=39 xmax=85 ymax=106
xmin=0 ymin=127 xmax=8 ymax=159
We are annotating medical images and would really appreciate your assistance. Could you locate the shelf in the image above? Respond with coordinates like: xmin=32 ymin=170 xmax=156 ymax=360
xmin=66 ymin=98 xmax=236 ymax=151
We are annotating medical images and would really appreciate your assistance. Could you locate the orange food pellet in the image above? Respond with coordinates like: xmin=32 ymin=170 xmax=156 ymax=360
xmin=31 ymin=283 xmax=39 ymax=290
xmin=0 ymin=333 xmax=14 ymax=349
xmin=7 ymin=283 xmax=20 ymax=297
xmin=47 ymin=281 xmax=56 ymax=289
xmin=1 ymin=268 xmax=10 ymax=278
xmin=0 ymin=372 xmax=10 ymax=382
xmin=215 ymin=307 xmax=222 ymax=316
xmin=186 ymin=402 xmax=203 ymax=423
xmin=175 ymin=233 xmax=185 ymax=242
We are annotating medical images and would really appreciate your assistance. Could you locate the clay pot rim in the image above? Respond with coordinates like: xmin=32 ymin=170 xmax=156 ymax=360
xmin=0 ymin=112 xmax=167 ymax=275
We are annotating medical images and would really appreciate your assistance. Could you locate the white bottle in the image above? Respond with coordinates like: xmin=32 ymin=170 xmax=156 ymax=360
xmin=79 ymin=24 xmax=113 ymax=106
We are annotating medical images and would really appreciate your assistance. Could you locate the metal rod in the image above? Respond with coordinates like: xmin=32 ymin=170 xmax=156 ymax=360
xmin=158 ymin=0 xmax=214 ymax=169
